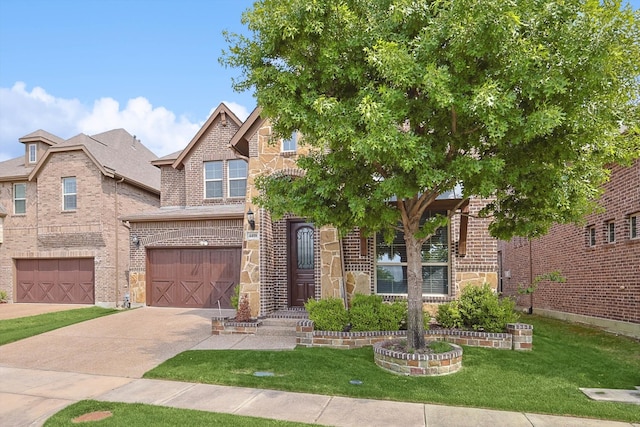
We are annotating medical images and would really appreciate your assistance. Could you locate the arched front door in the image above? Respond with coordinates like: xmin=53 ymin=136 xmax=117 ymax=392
xmin=288 ymin=221 xmax=315 ymax=307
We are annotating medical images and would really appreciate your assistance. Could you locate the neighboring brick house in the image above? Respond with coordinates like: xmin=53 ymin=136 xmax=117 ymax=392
xmin=0 ymin=128 xmax=160 ymax=306
xmin=498 ymin=158 xmax=640 ymax=336
xmin=124 ymin=103 xmax=498 ymax=317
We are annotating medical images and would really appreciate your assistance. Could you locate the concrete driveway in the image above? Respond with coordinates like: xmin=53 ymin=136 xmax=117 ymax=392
xmin=0 ymin=306 xmax=233 ymax=378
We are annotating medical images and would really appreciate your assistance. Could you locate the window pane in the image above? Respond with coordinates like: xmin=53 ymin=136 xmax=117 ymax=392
xmin=229 ymin=179 xmax=246 ymax=197
xmin=631 ymin=216 xmax=638 ymax=239
xmin=15 ymin=183 xmax=26 ymax=198
xmin=376 ymin=265 xmax=408 ymax=294
xmin=296 ymin=227 xmax=314 ymax=269
xmin=64 ymin=195 xmax=77 ymax=210
xmin=15 ymin=200 xmax=26 ymax=214
xmin=422 ymin=227 xmax=448 ymax=262
xmin=205 ymin=181 xmax=223 ymax=198
xmin=204 ymin=162 xmax=222 ymax=180
xmin=422 ymin=266 xmax=448 ymax=294
xmin=283 ymin=131 xmax=297 ymax=152
xmin=63 ymin=178 xmax=76 ymax=194
xmin=228 ymin=160 xmax=247 ymax=179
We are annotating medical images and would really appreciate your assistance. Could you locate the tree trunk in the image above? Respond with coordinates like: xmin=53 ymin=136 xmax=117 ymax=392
xmin=405 ymin=231 xmax=425 ymax=351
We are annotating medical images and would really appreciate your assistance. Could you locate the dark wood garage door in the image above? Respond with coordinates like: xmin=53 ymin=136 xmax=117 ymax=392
xmin=16 ymin=258 xmax=95 ymax=304
xmin=147 ymin=248 xmax=241 ymax=308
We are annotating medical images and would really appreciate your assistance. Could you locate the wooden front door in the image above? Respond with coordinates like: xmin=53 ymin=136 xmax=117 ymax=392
xmin=288 ymin=222 xmax=315 ymax=307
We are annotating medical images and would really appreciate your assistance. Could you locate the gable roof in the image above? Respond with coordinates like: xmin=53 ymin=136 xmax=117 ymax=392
xmin=229 ymin=106 xmax=264 ymax=158
xmin=0 ymin=156 xmax=33 ymax=181
xmin=19 ymin=129 xmax=65 ymax=146
xmin=172 ymin=103 xmax=243 ymax=169
xmin=28 ymin=129 xmax=160 ymax=194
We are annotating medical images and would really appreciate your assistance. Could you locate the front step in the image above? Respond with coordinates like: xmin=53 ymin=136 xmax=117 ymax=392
xmin=261 ymin=318 xmax=301 ymax=328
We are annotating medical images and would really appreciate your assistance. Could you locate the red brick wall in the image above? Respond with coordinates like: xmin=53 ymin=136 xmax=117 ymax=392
xmin=500 ymin=159 xmax=640 ymax=324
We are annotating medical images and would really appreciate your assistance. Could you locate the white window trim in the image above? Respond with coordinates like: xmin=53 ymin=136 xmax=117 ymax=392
xmin=62 ymin=177 xmax=77 ymax=211
xmin=28 ymin=144 xmax=37 ymax=163
xmin=587 ymin=225 xmax=596 ymax=246
xmin=606 ymin=221 xmax=615 ymax=243
xmin=630 ymin=214 xmax=639 ymax=240
xmin=13 ymin=183 xmax=26 ymax=215
xmin=204 ymin=161 xmax=223 ymax=199
xmin=227 ymin=159 xmax=247 ymax=198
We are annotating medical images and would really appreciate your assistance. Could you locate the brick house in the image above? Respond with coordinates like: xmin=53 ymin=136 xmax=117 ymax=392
xmin=0 ymin=128 xmax=160 ymax=306
xmin=498 ymin=159 xmax=639 ymax=336
xmin=124 ymin=104 xmax=498 ymax=317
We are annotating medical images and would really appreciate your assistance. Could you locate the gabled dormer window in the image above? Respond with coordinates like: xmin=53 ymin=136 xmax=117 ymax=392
xmin=28 ymin=144 xmax=37 ymax=164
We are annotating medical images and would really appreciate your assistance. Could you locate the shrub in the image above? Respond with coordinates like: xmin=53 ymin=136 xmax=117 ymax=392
xmin=305 ymin=297 xmax=348 ymax=331
xmin=230 ymin=285 xmax=240 ymax=310
xmin=235 ymin=294 xmax=252 ymax=322
xmin=436 ymin=284 xmax=519 ymax=332
xmin=348 ymin=294 xmax=407 ymax=331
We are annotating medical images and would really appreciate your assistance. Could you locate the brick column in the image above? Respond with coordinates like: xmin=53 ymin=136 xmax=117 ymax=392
xmin=507 ymin=323 xmax=533 ymax=351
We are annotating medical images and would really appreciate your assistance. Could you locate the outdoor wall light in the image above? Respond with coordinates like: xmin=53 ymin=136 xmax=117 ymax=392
xmin=247 ymin=209 xmax=256 ymax=230
xmin=131 ymin=235 xmax=140 ymax=247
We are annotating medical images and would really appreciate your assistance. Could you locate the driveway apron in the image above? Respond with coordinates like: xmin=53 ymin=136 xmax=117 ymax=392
xmin=0 ymin=307 xmax=224 ymax=378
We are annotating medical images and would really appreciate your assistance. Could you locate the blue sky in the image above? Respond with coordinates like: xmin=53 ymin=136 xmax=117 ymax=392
xmin=1 ymin=0 xmax=639 ymax=161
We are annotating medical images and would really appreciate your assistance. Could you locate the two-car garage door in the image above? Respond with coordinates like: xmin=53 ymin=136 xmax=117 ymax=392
xmin=16 ymin=258 xmax=95 ymax=304
xmin=147 ymin=248 xmax=241 ymax=309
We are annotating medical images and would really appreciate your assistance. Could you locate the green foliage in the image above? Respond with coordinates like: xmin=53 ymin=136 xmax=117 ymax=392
xmin=437 ymin=284 xmax=519 ymax=332
xmin=0 ymin=290 xmax=8 ymax=302
xmin=305 ymin=297 xmax=348 ymax=331
xmin=230 ymin=285 xmax=240 ymax=310
xmin=517 ymin=270 xmax=566 ymax=295
xmin=428 ymin=340 xmax=453 ymax=354
xmin=348 ymin=294 xmax=407 ymax=332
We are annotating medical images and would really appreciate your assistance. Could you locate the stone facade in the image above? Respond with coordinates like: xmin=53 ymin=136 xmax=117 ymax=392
xmin=499 ymin=159 xmax=640 ymax=331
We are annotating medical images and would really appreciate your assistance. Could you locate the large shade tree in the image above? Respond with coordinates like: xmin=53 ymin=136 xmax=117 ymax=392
xmin=223 ymin=0 xmax=640 ymax=350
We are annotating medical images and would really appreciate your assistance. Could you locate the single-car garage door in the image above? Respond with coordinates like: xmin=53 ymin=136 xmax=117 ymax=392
xmin=147 ymin=248 xmax=241 ymax=308
xmin=16 ymin=258 xmax=95 ymax=304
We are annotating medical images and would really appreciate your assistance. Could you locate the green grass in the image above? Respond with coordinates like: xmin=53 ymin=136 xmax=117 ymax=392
xmin=44 ymin=400 xmax=319 ymax=426
xmin=0 ymin=306 xmax=119 ymax=345
xmin=145 ymin=315 xmax=640 ymax=423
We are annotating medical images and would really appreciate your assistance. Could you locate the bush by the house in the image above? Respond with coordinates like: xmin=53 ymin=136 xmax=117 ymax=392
xmin=436 ymin=283 xmax=519 ymax=332
xmin=348 ymin=294 xmax=407 ymax=332
xmin=305 ymin=297 xmax=349 ymax=331
xmin=230 ymin=285 xmax=240 ymax=310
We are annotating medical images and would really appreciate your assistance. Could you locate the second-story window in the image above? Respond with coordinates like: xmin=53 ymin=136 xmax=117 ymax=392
xmin=587 ymin=225 xmax=596 ymax=247
xmin=606 ymin=221 xmax=615 ymax=243
xmin=62 ymin=177 xmax=77 ymax=211
xmin=204 ymin=161 xmax=223 ymax=198
xmin=14 ymin=183 xmax=26 ymax=214
xmin=630 ymin=214 xmax=638 ymax=239
xmin=228 ymin=159 xmax=247 ymax=198
xmin=28 ymin=144 xmax=37 ymax=163
xmin=282 ymin=131 xmax=298 ymax=153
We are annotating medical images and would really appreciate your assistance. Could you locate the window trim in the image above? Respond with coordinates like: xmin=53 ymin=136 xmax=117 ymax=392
xmin=13 ymin=183 xmax=26 ymax=215
xmin=587 ymin=225 xmax=596 ymax=247
xmin=204 ymin=161 xmax=223 ymax=199
xmin=375 ymin=211 xmax=450 ymax=296
xmin=62 ymin=177 xmax=77 ymax=211
xmin=28 ymin=144 xmax=37 ymax=163
xmin=227 ymin=159 xmax=248 ymax=198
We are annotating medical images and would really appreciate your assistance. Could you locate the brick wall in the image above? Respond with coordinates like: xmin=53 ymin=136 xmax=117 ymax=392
xmin=500 ymin=159 xmax=640 ymax=324
xmin=160 ymin=166 xmax=185 ymax=207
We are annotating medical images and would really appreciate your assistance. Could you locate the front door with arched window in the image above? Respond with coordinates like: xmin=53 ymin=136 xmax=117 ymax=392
xmin=288 ymin=221 xmax=315 ymax=306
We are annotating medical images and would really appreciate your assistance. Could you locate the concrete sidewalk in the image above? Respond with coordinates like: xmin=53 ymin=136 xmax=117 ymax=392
xmin=1 ymin=365 xmax=638 ymax=427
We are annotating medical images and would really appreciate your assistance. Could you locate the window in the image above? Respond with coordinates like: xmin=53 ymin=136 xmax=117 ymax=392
xmin=62 ymin=177 xmax=77 ymax=211
xmin=376 ymin=211 xmax=449 ymax=295
xmin=28 ymin=144 xmax=37 ymax=163
xmin=204 ymin=161 xmax=223 ymax=198
xmin=587 ymin=225 xmax=596 ymax=246
xmin=282 ymin=131 xmax=298 ymax=152
xmin=14 ymin=183 xmax=26 ymax=214
xmin=606 ymin=221 xmax=615 ymax=243
xmin=630 ymin=214 xmax=638 ymax=239
xmin=228 ymin=159 xmax=247 ymax=197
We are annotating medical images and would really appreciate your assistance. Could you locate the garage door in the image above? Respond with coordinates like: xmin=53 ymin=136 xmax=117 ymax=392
xmin=147 ymin=248 xmax=241 ymax=308
xmin=16 ymin=258 xmax=95 ymax=304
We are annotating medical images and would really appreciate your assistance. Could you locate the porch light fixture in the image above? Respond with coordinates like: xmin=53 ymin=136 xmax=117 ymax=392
xmin=247 ymin=209 xmax=255 ymax=230
xmin=131 ymin=235 xmax=140 ymax=247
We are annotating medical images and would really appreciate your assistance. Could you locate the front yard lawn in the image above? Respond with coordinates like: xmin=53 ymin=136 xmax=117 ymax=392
xmin=0 ymin=307 xmax=119 ymax=346
xmin=145 ymin=315 xmax=640 ymax=423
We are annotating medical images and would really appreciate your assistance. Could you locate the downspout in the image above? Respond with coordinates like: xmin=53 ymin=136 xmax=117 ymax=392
xmin=115 ymin=177 xmax=124 ymax=307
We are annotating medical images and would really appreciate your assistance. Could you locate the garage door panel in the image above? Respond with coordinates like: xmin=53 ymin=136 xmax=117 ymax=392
xmin=148 ymin=248 xmax=240 ymax=309
xmin=16 ymin=259 xmax=95 ymax=304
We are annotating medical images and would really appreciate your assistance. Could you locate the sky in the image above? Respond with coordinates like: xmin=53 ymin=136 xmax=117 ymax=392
xmin=1 ymin=0 xmax=639 ymax=162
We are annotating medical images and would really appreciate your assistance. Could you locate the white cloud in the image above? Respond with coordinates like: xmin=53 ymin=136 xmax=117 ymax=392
xmin=220 ymin=101 xmax=251 ymax=121
xmin=0 ymin=82 xmax=252 ymax=161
